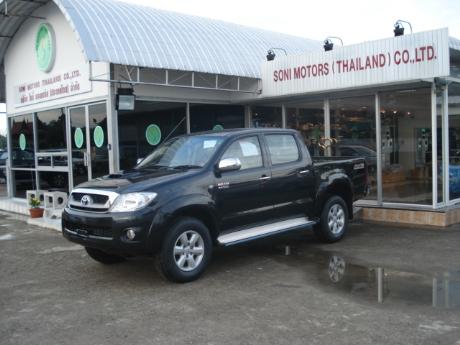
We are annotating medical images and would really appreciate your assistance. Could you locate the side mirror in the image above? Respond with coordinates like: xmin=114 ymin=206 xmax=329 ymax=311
xmin=217 ymin=158 xmax=241 ymax=173
xmin=136 ymin=158 xmax=144 ymax=165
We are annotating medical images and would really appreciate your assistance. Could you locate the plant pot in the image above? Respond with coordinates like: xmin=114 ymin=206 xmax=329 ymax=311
xmin=29 ymin=208 xmax=44 ymax=218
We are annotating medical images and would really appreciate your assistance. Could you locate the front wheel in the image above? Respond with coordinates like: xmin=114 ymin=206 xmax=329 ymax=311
xmin=314 ymin=195 xmax=349 ymax=243
xmin=158 ymin=217 xmax=212 ymax=283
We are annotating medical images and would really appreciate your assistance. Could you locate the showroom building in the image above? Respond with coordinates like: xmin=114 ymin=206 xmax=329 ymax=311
xmin=1 ymin=0 xmax=460 ymax=225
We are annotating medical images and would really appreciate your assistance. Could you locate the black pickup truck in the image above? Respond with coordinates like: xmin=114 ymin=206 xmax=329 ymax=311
xmin=62 ymin=128 xmax=368 ymax=282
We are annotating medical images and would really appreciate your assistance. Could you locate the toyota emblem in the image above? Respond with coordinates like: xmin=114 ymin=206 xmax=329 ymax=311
xmin=81 ymin=195 xmax=93 ymax=206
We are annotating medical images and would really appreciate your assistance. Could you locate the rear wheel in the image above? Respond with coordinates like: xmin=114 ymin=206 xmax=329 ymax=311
xmin=158 ymin=217 xmax=212 ymax=283
xmin=85 ymin=247 xmax=125 ymax=264
xmin=314 ymin=195 xmax=349 ymax=243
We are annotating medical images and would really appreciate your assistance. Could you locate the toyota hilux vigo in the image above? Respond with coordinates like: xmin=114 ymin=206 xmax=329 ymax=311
xmin=62 ymin=128 xmax=368 ymax=282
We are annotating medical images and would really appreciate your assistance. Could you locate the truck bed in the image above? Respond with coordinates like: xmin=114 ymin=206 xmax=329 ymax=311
xmin=312 ymin=156 xmax=368 ymax=201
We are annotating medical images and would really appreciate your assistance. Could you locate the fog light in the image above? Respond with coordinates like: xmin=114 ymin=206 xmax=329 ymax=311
xmin=126 ymin=229 xmax=136 ymax=240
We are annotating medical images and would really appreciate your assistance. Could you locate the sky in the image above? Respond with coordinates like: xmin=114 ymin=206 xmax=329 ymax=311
xmin=1 ymin=0 xmax=459 ymax=135
xmin=120 ymin=0 xmax=460 ymax=44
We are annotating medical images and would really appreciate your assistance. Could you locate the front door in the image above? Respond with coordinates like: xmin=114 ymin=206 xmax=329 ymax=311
xmin=263 ymin=133 xmax=316 ymax=218
xmin=69 ymin=103 xmax=110 ymax=188
xmin=214 ymin=135 xmax=272 ymax=230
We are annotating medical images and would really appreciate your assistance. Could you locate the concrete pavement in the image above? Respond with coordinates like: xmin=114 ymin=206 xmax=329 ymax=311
xmin=1 ymin=212 xmax=460 ymax=345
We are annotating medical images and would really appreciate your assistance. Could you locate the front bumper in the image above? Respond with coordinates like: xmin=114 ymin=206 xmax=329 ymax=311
xmin=62 ymin=206 xmax=157 ymax=256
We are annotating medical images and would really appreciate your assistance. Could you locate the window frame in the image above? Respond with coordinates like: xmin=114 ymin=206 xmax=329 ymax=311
xmin=263 ymin=133 xmax=302 ymax=167
xmin=218 ymin=134 xmax=266 ymax=173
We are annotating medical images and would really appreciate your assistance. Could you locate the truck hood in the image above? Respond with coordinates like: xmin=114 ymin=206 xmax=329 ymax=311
xmin=75 ymin=168 xmax=199 ymax=193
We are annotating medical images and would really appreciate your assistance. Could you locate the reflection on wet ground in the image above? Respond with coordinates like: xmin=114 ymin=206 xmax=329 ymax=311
xmin=263 ymin=243 xmax=460 ymax=310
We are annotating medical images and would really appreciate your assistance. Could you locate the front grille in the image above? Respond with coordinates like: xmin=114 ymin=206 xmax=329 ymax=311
xmin=68 ymin=189 xmax=119 ymax=212
xmin=72 ymin=193 xmax=109 ymax=204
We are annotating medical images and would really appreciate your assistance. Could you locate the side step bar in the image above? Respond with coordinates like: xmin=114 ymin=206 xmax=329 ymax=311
xmin=217 ymin=217 xmax=316 ymax=246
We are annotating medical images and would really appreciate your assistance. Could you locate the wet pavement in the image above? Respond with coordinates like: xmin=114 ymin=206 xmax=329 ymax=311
xmin=1 ymin=212 xmax=460 ymax=345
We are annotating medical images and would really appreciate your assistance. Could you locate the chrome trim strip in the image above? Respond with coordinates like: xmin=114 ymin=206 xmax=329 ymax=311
xmin=217 ymin=217 xmax=315 ymax=245
xmin=63 ymin=228 xmax=112 ymax=241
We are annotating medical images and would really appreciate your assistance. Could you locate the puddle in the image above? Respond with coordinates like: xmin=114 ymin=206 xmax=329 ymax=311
xmin=0 ymin=233 xmax=15 ymax=241
xmin=37 ymin=245 xmax=83 ymax=254
xmin=269 ymin=244 xmax=460 ymax=310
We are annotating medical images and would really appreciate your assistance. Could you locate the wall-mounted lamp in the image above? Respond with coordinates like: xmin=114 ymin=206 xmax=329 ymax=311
xmin=266 ymin=47 xmax=288 ymax=61
xmin=116 ymin=87 xmax=136 ymax=111
xmin=394 ymin=20 xmax=412 ymax=37
xmin=323 ymin=37 xmax=343 ymax=52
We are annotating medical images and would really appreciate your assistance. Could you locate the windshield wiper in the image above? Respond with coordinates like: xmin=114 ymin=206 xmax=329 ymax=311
xmin=169 ymin=165 xmax=202 ymax=170
xmin=140 ymin=164 xmax=169 ymax=170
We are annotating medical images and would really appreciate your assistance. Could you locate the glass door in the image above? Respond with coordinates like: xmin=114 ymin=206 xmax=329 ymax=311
xmin=69 ymin=103 xmax=109 ymax=188
xmin=88 ymin=103 xmax=109 ymax=180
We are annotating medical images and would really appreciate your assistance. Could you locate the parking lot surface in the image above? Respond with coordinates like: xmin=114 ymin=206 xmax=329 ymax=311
xmin=1 ymin=212 xmax=460 ymax=345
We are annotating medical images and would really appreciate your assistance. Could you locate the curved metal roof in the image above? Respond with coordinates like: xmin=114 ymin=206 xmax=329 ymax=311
xmin=0 ymin=0 xmax=321 ymax=78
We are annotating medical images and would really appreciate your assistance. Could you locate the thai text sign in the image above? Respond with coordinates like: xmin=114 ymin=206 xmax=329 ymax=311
xmin=261 ymin=28 xmax=450 ymax=97
xmin=14 ymin=68 xmax=91 ymax=107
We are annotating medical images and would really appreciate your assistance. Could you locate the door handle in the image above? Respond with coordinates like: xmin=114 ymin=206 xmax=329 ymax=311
xmin=259 ymin=176 xmax=271 ymax=181
xmin=299 ymin=170 xmax=310 ymax=174
xmin=83 ymin=152 xmax=88 ymax=167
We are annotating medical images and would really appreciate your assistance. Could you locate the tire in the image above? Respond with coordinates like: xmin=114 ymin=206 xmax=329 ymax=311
xmin=314 ymin=195 xmax=349 ymax=243
xmin=158 ymin=217 xmax=212 ymax=283
xmin=85 ymin=247 xmax=126 ymax=264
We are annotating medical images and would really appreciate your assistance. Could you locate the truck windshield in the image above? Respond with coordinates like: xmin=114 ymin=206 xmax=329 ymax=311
xmin=137 ymin=136 xmax=225 ymax=169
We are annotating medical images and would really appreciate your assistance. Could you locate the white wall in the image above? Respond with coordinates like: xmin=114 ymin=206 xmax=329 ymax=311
xmin=4 ymin=2 xmax=110 ymax=115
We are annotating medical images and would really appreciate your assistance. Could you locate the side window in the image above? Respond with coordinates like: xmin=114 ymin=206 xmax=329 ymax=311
xmin=221 ymin=136 xmax=263 ymax=170
xmin=265 ymin=134 xmax=300 ymax=165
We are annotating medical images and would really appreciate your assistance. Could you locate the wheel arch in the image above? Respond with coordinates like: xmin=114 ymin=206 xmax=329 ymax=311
xmin=315 ymin=178 xmax=353 ymax=219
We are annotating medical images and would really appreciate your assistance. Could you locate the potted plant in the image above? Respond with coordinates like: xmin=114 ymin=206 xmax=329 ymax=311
xmin=29 ymin=197 xmax=44 ymax=218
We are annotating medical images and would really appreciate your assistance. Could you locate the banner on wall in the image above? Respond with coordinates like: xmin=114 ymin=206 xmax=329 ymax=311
xmin=14 ymin=68 xmax=91 ymax=107
xmin=261 ymin=28 xmax=450 ymax=97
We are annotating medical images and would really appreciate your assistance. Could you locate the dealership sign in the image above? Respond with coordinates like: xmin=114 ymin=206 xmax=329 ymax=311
xmin=261 ymin=28 xmax=450 ymax=97
xmin=14 ymin=68 xmax=91 ymax=107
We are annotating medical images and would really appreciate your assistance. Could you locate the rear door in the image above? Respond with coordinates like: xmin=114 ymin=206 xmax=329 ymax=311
xmin=263 ymin=133 xmax=316 ymax=218
xmin=214 ymin=135 xmax=272 ymax=230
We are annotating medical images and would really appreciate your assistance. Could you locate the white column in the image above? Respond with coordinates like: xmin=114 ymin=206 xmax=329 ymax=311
xmin=107 ymin=82 xmax=119 ymax=173
xmin=281 ymin=104 xmax=287 ymax=128
xmin=443 ymin=85 xmax=449 ymax=204
xmin=244 ymin=105 xmax=251 ymax=128
xmin=431 ymin=83 xmax=438 ymax=208
xmin=324 ymin=99 xmax=331 ymax=157
xmin=186 ymin=102 xmax=191 ymax=134
xmin=375 ymin=93 xmax=383 ymax=205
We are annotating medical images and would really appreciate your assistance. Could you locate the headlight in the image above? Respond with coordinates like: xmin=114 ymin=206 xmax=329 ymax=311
xmin=110 ymin=193 xmax=157 ymax=212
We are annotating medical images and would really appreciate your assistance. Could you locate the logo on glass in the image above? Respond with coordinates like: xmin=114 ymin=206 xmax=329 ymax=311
xmin=81 ymin=195 xmax=93 ymax=207
xmin=35 ymin=23 xmax=55 ymax=73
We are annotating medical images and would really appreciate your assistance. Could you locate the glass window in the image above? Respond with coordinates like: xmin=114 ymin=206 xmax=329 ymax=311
xmin=330 ymin=96 xmax=376 ymax=200
xmin=39 ymin=171 xmax=68 ymax=192
xmin=89 ymin=103 xmax=109 ymax=179
xmin=286 ymin=101 xmax=325 ymax=156
xmin=118 ymin=101 xmax=187 ymax=170
xmin=190 ymin=104 xmax=244 ymax=132
xmin=252 ymin=106 xmax=282 ymax=128
xmin=221 ymin=136 xmax=263 ymax=170
xmin=379 ymin=88 xmax=432 ymax=204
xmin=265 ymin=134 xmax=299 ymax=165
xmin=10 ymin=114 xmax=35 ymax=168
xmin=36 ymin=109 xmax=66 ymax=151
xmin=448 ymin=83 xmax=460 ymax=201
xmin=12 ymin=170 xmax=36 ymax=198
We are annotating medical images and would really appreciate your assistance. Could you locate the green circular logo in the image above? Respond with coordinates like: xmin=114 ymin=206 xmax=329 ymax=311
xmin=35 ymin=23 xmax=55 ymax=73
xmin=93 ymin=126 xmax=105 ymax=148
xmin=146 ymin=124 xmax=162 ymax=146
xmin=74 ymin=128 xmax=84 ymax=149
xmin=213 ymin=124 xmax=224 ymax=131
xmin=19 ymin=134 xmax=26 ymax=151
